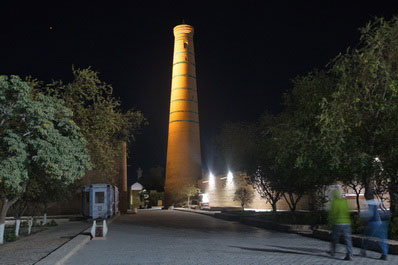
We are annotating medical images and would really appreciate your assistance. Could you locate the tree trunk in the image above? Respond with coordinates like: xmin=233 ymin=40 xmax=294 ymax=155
xmin=271 ymin=201 xmax=277 ymax=213
xmin=0 ymin=198 xmax=18 ymax=225
xmin=15 ymin=219 xmax=21 ymax=237
xmin=355 ymin=191 xmax=361 ymax=213
xmin=0 ymin=197 xmax=18 ymax=244
xmin=283 ymin=193 xmax=299 ymax=213
xmin=0 ymin=223 xmax=4 ymax=245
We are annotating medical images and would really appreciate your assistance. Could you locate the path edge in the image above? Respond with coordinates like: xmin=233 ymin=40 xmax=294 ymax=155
xmin=35 ymin=213 xmax=120 ymax=265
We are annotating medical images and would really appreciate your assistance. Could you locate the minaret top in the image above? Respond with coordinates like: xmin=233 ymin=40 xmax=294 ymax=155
xmin=173 ymin=24 xmax=194 ymax=36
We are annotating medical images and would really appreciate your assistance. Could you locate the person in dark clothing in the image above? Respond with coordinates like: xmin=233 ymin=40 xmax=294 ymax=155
xmin=360 ymin=192 xmax=389 ymax=260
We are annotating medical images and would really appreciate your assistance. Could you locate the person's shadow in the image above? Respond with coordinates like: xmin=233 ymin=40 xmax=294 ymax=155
xmin=229 ymin=244 xmax=382 ymax=261
xmin=229 ymin=245 xmax=335 ymax=260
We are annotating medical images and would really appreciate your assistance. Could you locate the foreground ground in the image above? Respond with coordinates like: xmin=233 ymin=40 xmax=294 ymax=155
xmin=0 ymin=219 xmax=89 ymax=265
xmin=66 ymin=209 xmax=397 ymax=265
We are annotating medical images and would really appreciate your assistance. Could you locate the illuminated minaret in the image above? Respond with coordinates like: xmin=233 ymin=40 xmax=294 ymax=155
xmin=164 ymin=24 xmax=202 ymax=206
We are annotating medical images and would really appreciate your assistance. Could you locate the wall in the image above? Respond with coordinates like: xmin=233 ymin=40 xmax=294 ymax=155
xmin=199 ymin=172 xmax=309 ymax=211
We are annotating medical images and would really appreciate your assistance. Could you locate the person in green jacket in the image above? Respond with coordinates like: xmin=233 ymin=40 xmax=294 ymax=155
xmin=329 ymin=189 xmax=353 ymax=260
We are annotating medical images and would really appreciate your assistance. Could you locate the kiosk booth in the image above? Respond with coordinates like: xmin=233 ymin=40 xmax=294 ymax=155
xmin=82 ymin=184 xmax=119 ymax=219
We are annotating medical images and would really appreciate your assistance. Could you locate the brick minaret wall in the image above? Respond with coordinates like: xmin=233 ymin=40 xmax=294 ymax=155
xmin=164 ymin=24 xmax=202 ymax=206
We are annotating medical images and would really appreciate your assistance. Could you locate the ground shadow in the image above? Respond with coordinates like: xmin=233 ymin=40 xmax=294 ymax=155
xmin=266 ymin=244 xmax=327 ymax=254
xmin=229 ymin=245 xmax=336 ymax=260
xmin=232 ymin=244 xmax=384 ymax=261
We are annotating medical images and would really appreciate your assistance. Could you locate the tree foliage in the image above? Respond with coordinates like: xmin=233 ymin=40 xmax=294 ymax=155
xmin=40 ymin=67 xmax=146 ymax=184
xmin=218 ymin=16 xmax=398 ymax=216
xmin=233 ymin=187 xmax=254 ymax=208
xmin=319 ymin=16 xmax=398 ymax=214
xmin=0 ymin=76 xmax=91 ymax=226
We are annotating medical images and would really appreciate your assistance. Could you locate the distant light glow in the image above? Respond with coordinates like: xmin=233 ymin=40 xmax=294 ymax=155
xmin=226 ymin=171 xmax=234 ymax=189
xmin=202 ymin=193 xmax=209 ymax=203
xmin=227 ymin=172 xmax=233 ymax=182
xmin=209 ymin=172 xmax=215 ymax=188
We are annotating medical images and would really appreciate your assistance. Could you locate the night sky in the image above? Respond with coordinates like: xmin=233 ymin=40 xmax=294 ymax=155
xmin=2 ymin=2 xmax=398 ymax=183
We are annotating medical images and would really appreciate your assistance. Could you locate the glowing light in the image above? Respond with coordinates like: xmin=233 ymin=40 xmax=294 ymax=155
xmin=227 ymin=171 xmax=233 ymax=182
xmin=202 ymin=193 xmax=209 ymax=203
xmin=209 ymin=172 xmax=215 ymax=188
xmin=226 ymin=171 xmax=234 ymax=189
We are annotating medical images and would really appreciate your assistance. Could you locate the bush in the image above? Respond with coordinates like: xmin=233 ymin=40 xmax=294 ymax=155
xmin=46 ymin=220 xmax=58 ymax=227
xmin=350 ymin=213 xmax=364 ymax=234
xmin=5 ymin=231 xmax=17 ymax=242
xmin=257 ymin=211 xmax=328 ymax=226
xmin=20 ymin=221 xmax=28 ymax=228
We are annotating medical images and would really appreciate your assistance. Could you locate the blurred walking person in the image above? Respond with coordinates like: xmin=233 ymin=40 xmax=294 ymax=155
xmin=329 ymin=189 xmax=353 ymax=261
xmin=360 ymin=191 xmax=389 ymax=260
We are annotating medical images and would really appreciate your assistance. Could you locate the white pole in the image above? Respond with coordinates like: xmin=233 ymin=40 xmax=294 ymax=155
xmin=43 ymin=213 xmax=47 ymax=225
xmin=28 ymin=218 xmax=33 ymax=235
xmin=90 ymin=220 xmax=96 ymax=238
xmin=0 ymin=223 xmax=5 ymax=244
xmin=15 ymin=219 xmax=21 ymax=237
xmin=102 ymin=220 xmax=108 ymax=237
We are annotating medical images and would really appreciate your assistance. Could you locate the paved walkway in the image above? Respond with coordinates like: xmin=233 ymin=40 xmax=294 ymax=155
xmin=0 ymin=220 xmax=89 ymax=265
xmin=65 ymin=209 xmax=397 ymax=265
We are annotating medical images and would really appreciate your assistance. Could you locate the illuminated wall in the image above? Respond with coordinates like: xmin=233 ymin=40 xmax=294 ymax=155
xmin=200 ymin=172 xmax=309 ymax=211
xmin=164 ymin=24 xmax=202 ymax=205
xmin=200 ymin=172 xmax=383 ymax=211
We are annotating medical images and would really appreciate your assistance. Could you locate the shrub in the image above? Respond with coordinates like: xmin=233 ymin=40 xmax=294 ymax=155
xmin=350 ymin=213 xmax=364 ymax=234
xmin=47 ymin=220 xmax=58 ymax=226
xmin=6 ymin=232 xmax=17 ymax=242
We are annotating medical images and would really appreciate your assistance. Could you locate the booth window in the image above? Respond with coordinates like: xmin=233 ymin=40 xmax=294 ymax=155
xmin=95 ymin=192 xmax=105 ymax=203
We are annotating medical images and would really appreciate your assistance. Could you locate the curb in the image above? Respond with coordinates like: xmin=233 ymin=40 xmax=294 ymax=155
xmin=34 ymin=214 xmax=121 ymax=265
xmin=35 ymin=235 xmax=90 ymax=265
xmin=174 ymin=207 xmax=219 ymax=216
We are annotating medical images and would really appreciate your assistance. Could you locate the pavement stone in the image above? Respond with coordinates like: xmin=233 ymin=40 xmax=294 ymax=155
xmin=65 ymin=209 xmax=398 ymax=265
xmin=0 ymin=219 xmax=89 ymax=265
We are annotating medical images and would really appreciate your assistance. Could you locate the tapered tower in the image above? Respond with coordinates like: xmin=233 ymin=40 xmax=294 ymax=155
xmin=164 ymin=24 xmax=202 ymax=206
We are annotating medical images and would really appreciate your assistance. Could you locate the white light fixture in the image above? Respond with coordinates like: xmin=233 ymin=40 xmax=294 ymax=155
xmin=226 ymin=171 xmax=234 ymax=189
xmin=209 ymin=172 xmax=215 ymax=188
xmin=227 ymin=171 xmax=233 ymax=182
xmin=202 ymin=193 xmax=209 ymax=203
